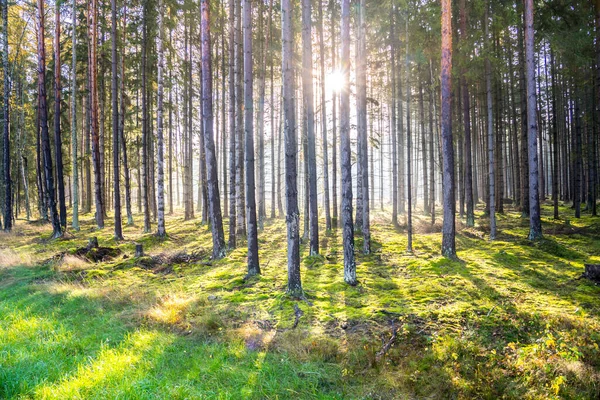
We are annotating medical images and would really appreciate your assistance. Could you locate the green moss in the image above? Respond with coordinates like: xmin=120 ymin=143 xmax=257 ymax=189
xmin=0 ymin=205 xmax=599 ymax=398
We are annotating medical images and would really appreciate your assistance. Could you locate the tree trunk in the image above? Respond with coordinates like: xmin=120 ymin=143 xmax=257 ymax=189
xmin=330 ymin=0 xmax=338 ymax=226
xmin=54 ymin=0 xmax=66 ymax=228
xmin=244 ymin=0 xmax=260 ymax=276
xmin=228 ymin=0 xmax=236 ymax=247
xmin=37 ymin=0 xmax=61 ymax=237
xmin=302 ymin=0 xmax=319 ymax=255
xmin=485 ymin=1 xmax=496 ymax=240
xmin=202 ymin=0 xmax=226 ymax=259
xmin=357 ymin=0 xmax=370 ymax=254
xmin=2 ymin=0 xmax=11 ymax=231
xmin=524 ymin=0 xmax=542 ymax=240
xmin=156 ymin=0 xmax=166 ymax=237
xmin=405 ymin=19 xmax=413 ymax=252
xmin=459 ymin=0 xmax=474 ymax=227
xmin=282 ymin=0 xmax=302 ymax=295
xmin=340 ymin=0 xmax=356 ymax=285
xmin=318 ymin=0 xmax=331 ymax=231
xmin=141 ymin=3 xmax=151 ymax=231
xmin=70 ymin=0 xmax=80 ymax=230
xmin=390 ymin=7 xmax=398 ymax=227
xmin=235 ymin=0 xmax=245 ymax=237
xmin=111 ymin=0 xmax=123 ymax=239
xmin=441 ymin=0 xmax=455 ymax=257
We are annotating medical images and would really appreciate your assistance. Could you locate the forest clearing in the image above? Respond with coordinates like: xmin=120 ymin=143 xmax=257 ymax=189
xmin=1 ymin=204 xmax=600 ymax=398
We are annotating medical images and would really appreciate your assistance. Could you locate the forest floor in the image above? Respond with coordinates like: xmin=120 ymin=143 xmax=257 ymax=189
xmin=1 ymin=203 xmax=600 ymax=399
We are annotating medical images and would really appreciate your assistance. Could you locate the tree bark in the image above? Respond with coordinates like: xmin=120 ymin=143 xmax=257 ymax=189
xmin=302 ymin=0 xmax=319 ymax=256
xmin=318 ymin=0 xmax=331 ymax=231
xmin=37 ymin=0 xmax=62 ymax=237
xmin=202 ymin=0 xmax=226 ymax=259
xmin=441 ymin=0 xmax=455 ymax=257
xmin=524 ymin=0 xmax=543 ymax=240
xmin=340 ymin=0 xmax=356 ymax=285
xmin=244 ymin=0 xmax=260 ymax=276
xmin=111 ymin=0 xmax=123 ymax=239
xmin=228 ymin=0 xmax=236 ymax=247
xmin=357 ymin=0 xmax=370 ymax=254
xmin=156 ymin=0 xmax=166 ymax=237
xmin=485 ymin=1 xmax=496 ymax=240
xmin=2 ymin=0 xmax=11 ymax=231
xmin=55 ymin=0 xmax=66 ymax=228
xmin=282 ymin=0 xmax=302 ymax=295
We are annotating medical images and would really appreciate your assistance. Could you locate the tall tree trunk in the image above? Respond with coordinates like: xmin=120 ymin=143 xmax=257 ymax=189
xmin=330 ymin=0 xmax=338 ymax=226
xmin=405 ymin=19 xmax=413 ymax=252
xmin=70 ymin=0 xmax=80 ymax=230
xmin=550 ymin=48 xmax=559 ymax=219
xmin=37 ymin=0 xmax=61 ymax=237
xmin=55 ymin=0 xmax=66 ymax=228
xmin=318 ymin=0 xmax=331 ymax=230
xmin=202 ymin=0 xmax=226 ymax=259
xmin=88 ymin=0 xmax=104 ymax=229
xmin=574 ymin=94 xmax=582 ymax=218
xmin=441 ymin=0 xmax=455 ymax=257
xmin=340 ymin=0 xmax=356 ymax=285
xmin=282 ymin=0 xmax=301 ymax=295
xmin=2 ymin=0 xmax=11 ymax=231
xmin=244 ymin=0 xmax=260 ymax=276
xmin=419 ymin=72 xmax=428 ymax=216
xmin=459 ymin=0 xmax=474 ymax=227
xmin=390 ymin=8 xmax=398 ymax=227
xmin=302 ymin=0 xmax=319 ymax=255
xmin=156 ymin=0 xmax=166 ymax=237
xmin=524 ymin=0 xmax=542 ymax=239
xmin=357 ymin=0 xmax=370 ymax=254
xmin=235 ymin=0 xmax=245 ymax=237
xmin=485 ymin=1 xmax=496 ymax=240
xmin=141 ymin=2 xmax=150 ymax=231
xmin=429 ymin=60 xmax=436 ymax=225
xmin=111 ymin=0 xmax=123 ymax=239
xmin=228 ymin=0 xmax=236 ymax=247
xmin=518 ymin=6 xmax=529 ymax=216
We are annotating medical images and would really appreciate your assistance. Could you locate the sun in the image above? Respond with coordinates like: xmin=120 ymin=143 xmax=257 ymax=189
xmin=326 ymin=70 xmax=345 ymax=93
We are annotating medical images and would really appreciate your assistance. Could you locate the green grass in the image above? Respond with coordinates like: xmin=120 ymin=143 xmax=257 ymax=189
xmin=1 ymin=203 xmax=599 ymax=399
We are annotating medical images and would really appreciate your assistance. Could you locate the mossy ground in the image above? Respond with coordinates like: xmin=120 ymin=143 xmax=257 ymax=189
xmin=1 ymin=203 xmax=599 ymax=399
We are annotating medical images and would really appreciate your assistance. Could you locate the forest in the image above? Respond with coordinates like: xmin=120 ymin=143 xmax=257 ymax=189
xmin=1 ymin=0 xmax=600 ymax=398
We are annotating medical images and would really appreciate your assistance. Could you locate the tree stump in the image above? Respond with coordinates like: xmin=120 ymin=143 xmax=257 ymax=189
xmin=584 ymin=264 xmax=600 ymax=282
xmin=87 ymin=237 xmax=99 ymax=251
xmin=135 ymin=243 xmax=144 ymax=258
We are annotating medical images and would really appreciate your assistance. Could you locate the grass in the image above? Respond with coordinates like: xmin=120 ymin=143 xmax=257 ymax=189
xmin=1 ymin=202 xmax=600 ymax=399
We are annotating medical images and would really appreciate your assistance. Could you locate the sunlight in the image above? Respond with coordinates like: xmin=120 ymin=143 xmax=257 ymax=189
xmin=326 ymin=70 xmax=345 ymax=93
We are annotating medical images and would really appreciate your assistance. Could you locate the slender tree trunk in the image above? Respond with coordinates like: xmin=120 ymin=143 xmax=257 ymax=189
xmin=70 ymin=0 xmax=80 ymax=230
xmin=111 ymin=0 xmax=123 ymax=239
xmin=340 ymin=0 xmax=356 ymax=285
xmin=282 ymin=0 xmax=301 ymax=295
xmin=302 ymin=0 xmax=319 ymax=255
xmin=54 ymin=0 xmax=66 ymax=228
xmin=459 ymin=0 xmax=474 ymax=226
xmin=155 ymin=0 xmax=166 ymax=237
xmin=518 ymin=8 xmax=529 ymax=217
xmin=318 ymin=0 xmax=331 ymax=230
xmin=37 ymin=0 xmax=61 ymax=237
xmin=441 ymin=0 xmax=455 ymax=257
xmin=429 ymin=60 xmax=436 ymax=225
xmin=168 ymin=27 xmax=174 ymax=216
xmin=357 ymin=0 xmax=370 ymax=254
xmin=390 ymin=7 xmax=398 ymax=227
xmin=524 ymin=0 xmax=542 ymax=239
xmin=228 ymin=0 xmax=236 ymax=247
xmin=330 ymin=0 xmax=338 ymax=226
xmin=244 ymin=0 xmax=260 ymax=276
xmin=235 ymin=0 xmax=245 ymax=237
xmin=550 ymin=48 xmax=559 ymax=219
xmin=2 ymin=0 xmax=11 ymax=231
xmin=202 ymin=0 xmax=226 ymax=259
xmin=574 ymin=95 xmax=582 ymax=218
xmin=405 ymin=19 xmax=413 ymax=252
xmin=120 ymin=7 xmax=132 ymax=226
xmin=141 ymin=3 xmax=150 ymax=231
xmin=485 ymin=1 xmax=496 ymax=240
